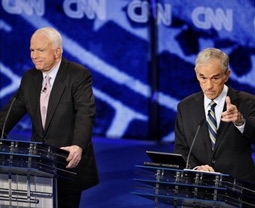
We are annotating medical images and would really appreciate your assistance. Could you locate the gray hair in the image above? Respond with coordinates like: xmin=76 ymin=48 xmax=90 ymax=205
xmin=195 ymin=48 xmax=229 ymax=73
xmin=33 ymin=27 xmax=63 ymax=53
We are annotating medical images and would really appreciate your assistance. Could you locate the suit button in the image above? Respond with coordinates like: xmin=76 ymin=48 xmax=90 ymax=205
xmin=211 ymin=159 xmax=216 ymax=164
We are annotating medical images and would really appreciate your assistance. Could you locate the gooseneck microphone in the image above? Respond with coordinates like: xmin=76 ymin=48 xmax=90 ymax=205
xmin=185 ymin=118 xmax=205 ymax=169
xmin=0 ymin=96 xmax=17 ymax=139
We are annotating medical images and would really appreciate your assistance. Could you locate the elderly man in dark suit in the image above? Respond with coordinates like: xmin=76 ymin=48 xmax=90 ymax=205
xmin=174 ymin=48 xmax=255 ymax=183
xmin=0 ymin=27 xmax=99 ymax=207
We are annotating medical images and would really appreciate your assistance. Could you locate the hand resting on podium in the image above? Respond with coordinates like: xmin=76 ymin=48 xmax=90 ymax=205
xmin=193 ymin=164 xmax=214 ymax=172
xmin=184 ymin=165 xmax=221 ymax=175
xmin=61 ymin=145 xmax=82 ymax=169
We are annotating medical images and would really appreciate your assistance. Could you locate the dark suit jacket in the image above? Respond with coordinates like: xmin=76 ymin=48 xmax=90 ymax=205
xmin=0 ymin=58 xmax=99 ymax=190
xmin=174 ymin=86 xmax=255 ymax=183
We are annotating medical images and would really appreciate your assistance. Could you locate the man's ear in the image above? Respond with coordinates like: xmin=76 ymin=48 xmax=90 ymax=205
xmin=55 ymin=48 xmax=62 ymax=58
xmin=224 ymin=69 xmax=231 ymax=82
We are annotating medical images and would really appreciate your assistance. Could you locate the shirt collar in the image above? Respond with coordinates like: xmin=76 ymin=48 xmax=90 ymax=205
xmin=42 ymin=59 xmax=61 ymax=81
xmin=204 ymin=85 xmax=229 ymax=108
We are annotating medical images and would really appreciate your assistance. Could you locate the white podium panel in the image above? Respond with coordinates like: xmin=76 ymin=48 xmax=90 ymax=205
xmin=0 ymin=174 xmax=54 ymax=207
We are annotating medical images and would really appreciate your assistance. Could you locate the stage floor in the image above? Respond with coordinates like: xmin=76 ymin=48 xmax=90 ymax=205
xmin=80 ymin=137 xmax=174 ymax=208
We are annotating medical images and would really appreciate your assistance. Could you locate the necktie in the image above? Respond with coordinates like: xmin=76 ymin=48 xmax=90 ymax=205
xmin=40 ymin=75 xmax=51 ymax=129
xmin=207 ymin=100 xmax=217 ymax=150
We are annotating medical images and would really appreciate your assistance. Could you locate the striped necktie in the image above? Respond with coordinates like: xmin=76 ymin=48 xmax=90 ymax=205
xmin=40 ymin=75 xmax=51 ymax=129
xmin=207 ymin=100 xmax=217 ymax=150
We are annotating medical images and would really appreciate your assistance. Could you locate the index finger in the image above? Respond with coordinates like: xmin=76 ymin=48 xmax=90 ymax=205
xmin=225 ymin=96 xmax=232 ymax=110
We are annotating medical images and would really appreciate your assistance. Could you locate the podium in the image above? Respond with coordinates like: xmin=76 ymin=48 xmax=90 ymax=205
xmin=133 ymin=164 xmax=255 ymax=207
xmin=0 ymin=139 xmax=76 ymax=208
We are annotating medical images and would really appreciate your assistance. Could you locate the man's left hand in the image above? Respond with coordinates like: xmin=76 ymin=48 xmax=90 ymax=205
xmin=60 ymin=145 xmax=83 ymax=169
xmin=221 ymin=96 xmax=243 ymax=124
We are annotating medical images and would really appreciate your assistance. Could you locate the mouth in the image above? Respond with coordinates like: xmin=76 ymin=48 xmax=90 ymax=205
xmin=206 ymin=91 xmax=215 ymax=95
xmin=205 ymin=90 xmax=216 ymax=94
xmin=33 ymin=61 xmax=42 ymax=66
xmin=33 ymin=61 xmax=43 ymax=70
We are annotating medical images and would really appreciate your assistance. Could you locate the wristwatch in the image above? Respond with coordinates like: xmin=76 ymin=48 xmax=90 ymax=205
xmin=234 ymin=114 xmax=246 ymax=126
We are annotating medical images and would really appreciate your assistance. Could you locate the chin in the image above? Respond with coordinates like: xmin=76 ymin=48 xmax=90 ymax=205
xmin=206 ymin=95 xmax=216 ymax=100
xmin=34 ymin=65 xmax=43 ymax=70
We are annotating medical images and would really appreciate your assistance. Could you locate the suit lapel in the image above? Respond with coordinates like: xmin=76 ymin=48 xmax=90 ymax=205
xmin=29 ymin=70 xmax=44 ymax=130
xmin=44 ymin=59 xmax=67 ymax=131
xmin=214 ymin=87 xmax=238 ymax=152
xmin=193 ymin=93 xmax=214 ymax=159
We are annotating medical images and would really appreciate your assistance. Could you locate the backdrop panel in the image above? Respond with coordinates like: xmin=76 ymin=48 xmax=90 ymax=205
xmin=0 ymin=0 xmax=254 ymax=141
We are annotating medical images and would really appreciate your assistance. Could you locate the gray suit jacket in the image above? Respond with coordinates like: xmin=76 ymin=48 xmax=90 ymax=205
xmin=175 ymin=86 xmax=255 ymax=183
xmin=0 ymin=58 xmax=99 ymax=190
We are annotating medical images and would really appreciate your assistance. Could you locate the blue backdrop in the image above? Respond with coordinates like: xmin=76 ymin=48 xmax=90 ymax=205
xmin=0 ymin=0 xmax=254 ymax=141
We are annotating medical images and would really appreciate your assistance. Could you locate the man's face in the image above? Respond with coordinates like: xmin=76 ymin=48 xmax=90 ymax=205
xmin=30 ymin=33 xmax=61 ymax=72
xmin=196 ymin=59 xmax=230 ymax=100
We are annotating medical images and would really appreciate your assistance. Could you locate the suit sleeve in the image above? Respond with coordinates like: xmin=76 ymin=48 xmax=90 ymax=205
xmin=240 ymin=92 xmax=255 ymax=143
xmin=0 ymin=89 xmax=27 ymax=138
xmin=71 ymin=68 xmax=96 ymax=150
xmin=174 ymin=103 xmax=188 ymax=156
xmin=174 ymin=101 xmax=202 ymax=168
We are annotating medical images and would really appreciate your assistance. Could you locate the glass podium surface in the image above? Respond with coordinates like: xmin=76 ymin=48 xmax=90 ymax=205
xmin=0 ymin=139 xmax=76 ymax=208
xmin=133 ymin=165 xmax=255 ymax=208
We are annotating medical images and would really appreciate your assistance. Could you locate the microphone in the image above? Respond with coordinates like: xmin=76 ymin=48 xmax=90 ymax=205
xmin=0 ymin=96 xmax=17 ymax=139
xmin=185 ymin=118 xmax=205 ymax=169
xmin=42 ymin=87 xmax=47 ymax=92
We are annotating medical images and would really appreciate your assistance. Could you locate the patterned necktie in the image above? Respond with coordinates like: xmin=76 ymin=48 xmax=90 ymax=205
xmin=40 ymin=75 xmax=51 ymax=129
xmin=207 ymin=100 xmax=217 ymax=150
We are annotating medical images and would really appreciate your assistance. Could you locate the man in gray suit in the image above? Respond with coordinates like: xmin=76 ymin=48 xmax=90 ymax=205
xmin=0 ymin=27 xmax=99 ymax=207
xmin=175 ymin=48 xmax=255 ymax=183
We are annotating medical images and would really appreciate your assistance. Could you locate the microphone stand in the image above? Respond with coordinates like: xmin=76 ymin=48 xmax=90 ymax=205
xmin=1 ymin=96 xmax=17 ymax=139
xmin=185 ymin=119 xmax=204 ymax=169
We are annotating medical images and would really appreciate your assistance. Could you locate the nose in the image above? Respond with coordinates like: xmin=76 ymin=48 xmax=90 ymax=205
xmin=31 ymin=51 xmax=38 ymax=59
xmin=205 ymin=79 xmax=214 ymax=89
